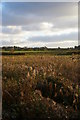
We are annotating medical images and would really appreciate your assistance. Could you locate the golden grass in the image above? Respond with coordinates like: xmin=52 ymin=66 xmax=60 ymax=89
xmin=2 ymin=55 xmax=80 ymax=119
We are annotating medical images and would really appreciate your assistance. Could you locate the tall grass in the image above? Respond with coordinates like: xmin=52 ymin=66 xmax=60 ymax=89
xmin=2 ymin=55 xmax=80 ymax=119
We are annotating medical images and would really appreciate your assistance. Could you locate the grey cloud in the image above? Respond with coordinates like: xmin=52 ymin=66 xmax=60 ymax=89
xmin=28 ymin=32 xmax=78 ymax=43
xmin=1 ymin=2 xmax=78 ymax=47
xmin=22 ymin=24 xmax=42 ymax=31
xmin=1 ymin=0 xmax=79 ymax=2
xmin=2 ymin=2 xmax=78 ymax=26
xmin=2 ymin=27 xmax=21 ymax=34
xmin=21 ymin=21 xmax=77 ymax=32
xmin=3 ymin=2 xmax=77 ymax=17
xmin=53 ymin=16 xmax=78 ymax=29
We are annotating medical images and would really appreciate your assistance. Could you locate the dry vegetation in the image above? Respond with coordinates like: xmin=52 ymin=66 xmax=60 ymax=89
xmin=2 ymin=55 xmax=80 ymax=120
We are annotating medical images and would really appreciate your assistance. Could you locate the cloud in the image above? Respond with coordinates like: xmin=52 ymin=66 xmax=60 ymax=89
xmin=1 ymin=28 xmax=78 ymax=47
xmin=2 ymin=26 xmax=22 ymax=34
xmin=1 ymin=2 xmax=78 ymax=47
xmin=1 ymin=0 xmax=79 ymax=2
xmin=2 ymin=2 xmax=78 ymax=26
xmin=27 ymin=31 xmax=78 ymax=43
xmin=22 ymin=22 xmax=53 ymax=32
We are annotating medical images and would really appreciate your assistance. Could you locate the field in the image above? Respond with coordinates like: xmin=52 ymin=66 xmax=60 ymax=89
xmin=2 ymin=53 xmax=80 ymax=119
xmin=1 ymin=49 xmax=80 ymax=56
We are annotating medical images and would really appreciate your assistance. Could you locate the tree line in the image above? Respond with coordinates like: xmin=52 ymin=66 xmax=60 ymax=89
xmin=0 ymin=45 xmax=80 ymax=51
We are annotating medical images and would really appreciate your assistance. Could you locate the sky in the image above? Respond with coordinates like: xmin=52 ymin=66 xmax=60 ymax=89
xmin=0 ymin=2 xmax=78 ymax=48
xmin=1 ymin=0 xmax=79 ymax=2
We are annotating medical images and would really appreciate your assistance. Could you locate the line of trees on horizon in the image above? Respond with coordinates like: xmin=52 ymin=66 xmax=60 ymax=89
xmin=0 ymin=45 xmax=80 ymax=51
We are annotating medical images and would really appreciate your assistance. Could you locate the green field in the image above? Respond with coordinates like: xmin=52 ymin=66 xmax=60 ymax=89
xmin=1 ymin=49 xmax=80 ymax=56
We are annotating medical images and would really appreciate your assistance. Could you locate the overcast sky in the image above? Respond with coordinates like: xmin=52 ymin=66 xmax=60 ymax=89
xmin=0 ymin=2 xmax=78 ymax=48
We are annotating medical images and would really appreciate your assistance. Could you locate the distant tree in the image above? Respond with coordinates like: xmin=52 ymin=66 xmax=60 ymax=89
xmin=58 ymin=47 xmax=60 ymax=49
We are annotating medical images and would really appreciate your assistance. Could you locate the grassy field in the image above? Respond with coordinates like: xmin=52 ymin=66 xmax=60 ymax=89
xmin=2 ymin=54 xmax=80 ymax=119
xmin=1 ymin=49 xmax=80 ymax=56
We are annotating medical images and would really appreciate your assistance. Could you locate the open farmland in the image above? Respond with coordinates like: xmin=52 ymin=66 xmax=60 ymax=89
xmin=2 ymin=54 xmax=80 ymax=120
